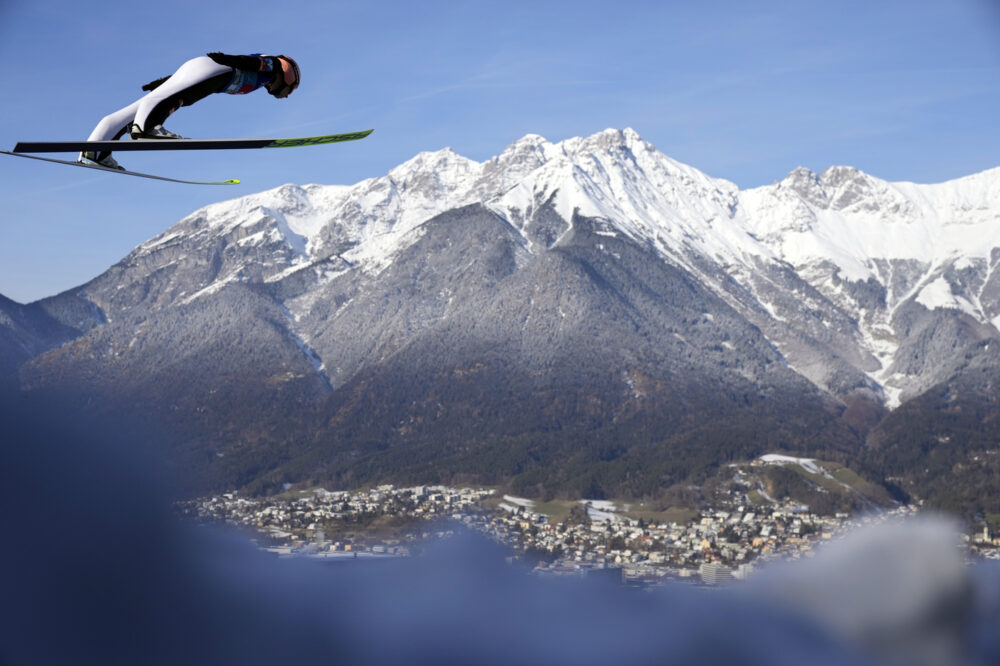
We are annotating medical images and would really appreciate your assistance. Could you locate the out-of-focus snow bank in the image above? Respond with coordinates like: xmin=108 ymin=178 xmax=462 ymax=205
xmin=1 ymin=395 xmax=997 ymax=666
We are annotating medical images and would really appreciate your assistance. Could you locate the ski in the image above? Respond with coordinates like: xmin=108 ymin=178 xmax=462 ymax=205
xmin=12 ymin=129 xmax=373 ymax=154
xmin=1 ymin=150 xmax=240 ymax=186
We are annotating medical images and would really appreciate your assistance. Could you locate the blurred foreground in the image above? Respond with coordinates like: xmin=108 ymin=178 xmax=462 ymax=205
xmin=2 ymin=395 xmax=999 ymax=666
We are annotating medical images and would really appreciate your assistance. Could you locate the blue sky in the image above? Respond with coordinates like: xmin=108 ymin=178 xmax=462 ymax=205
xmin=1 ymin=0 xmax=999 ymax=303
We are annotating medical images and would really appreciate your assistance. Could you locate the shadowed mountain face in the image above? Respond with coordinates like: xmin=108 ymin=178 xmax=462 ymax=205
xmin=6 ymin=129 xmax=1000 ymax=509
xmin=0 ymin=293 xmax=97 ymax=393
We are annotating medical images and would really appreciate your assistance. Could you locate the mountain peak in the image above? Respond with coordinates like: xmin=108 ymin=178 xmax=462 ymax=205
xmin=778 ymin=166 xmax=828 ymax=208
xmin=509 ymin=133 xmax=549 ymax=147
xmin=391 ymin=146 xmax=477 ymax=178
xmin=589 ymin=126 xmax=644 ymax=145
xmin=490 ymin=133 xmax=559 ymax=175
xmin=558 ymin=127 xmax=645 ymax=157
xmin=773 ymin=164 xmax=911 ymax=214
xmin=820 ymin=165 xmax=866 ymax=184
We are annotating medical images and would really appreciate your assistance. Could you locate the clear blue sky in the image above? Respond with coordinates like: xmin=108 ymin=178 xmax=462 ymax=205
xmin=2 ymin=0 xmax=999 ymax=303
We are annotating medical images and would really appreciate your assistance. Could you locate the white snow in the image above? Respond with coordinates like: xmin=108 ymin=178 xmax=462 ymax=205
xmin=272 ymin=213 xmax=309 ymax=255
xmin=179 ymin=275 xmax=237 ymax=305
xmin=140 ymin=230 xmax=183 ymax=251
xmin=502 ymin=495 xmax=536 ymax=508
xmin=915 ymin=276 xmax=979 ymax=317
xmin=881 ymin=384 xmax=905 ymax=411
xmin=582 ymin=499 xmax=622 ymax=523
xmin=740 ymin=166 xmax=1000 ymax=283
xmin=760 ymin=454 xmax=825 ymax=476
xmin=498 ymin=495 xmax=536 ymax=515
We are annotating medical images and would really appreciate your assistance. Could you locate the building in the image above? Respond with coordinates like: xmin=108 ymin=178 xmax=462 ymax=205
xmin=699 ymin=562 xmax=734 ymax=585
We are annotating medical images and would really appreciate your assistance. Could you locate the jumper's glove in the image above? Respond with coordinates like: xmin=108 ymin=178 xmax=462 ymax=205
xmin=207 ymin=52 xmax=274 ymax=72
xmin=141 ymin=75 xmax=170 ymax=91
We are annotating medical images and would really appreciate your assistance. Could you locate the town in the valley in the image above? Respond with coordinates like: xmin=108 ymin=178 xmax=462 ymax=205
xmin=179 ymin=458 xmax=1000 ymax=586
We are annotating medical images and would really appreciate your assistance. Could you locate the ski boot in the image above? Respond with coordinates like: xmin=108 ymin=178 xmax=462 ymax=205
xmin=130 ymin=123 xmax=185 ymax=140
xmin=78 ymin=151 xmax=125 ymax=171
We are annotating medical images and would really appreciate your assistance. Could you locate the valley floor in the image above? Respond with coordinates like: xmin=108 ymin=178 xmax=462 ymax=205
xmin=179 ymin=483 xmax=1000 ymax=587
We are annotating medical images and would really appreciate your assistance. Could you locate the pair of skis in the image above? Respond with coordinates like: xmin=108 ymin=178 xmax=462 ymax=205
xmin=1 ymin=129 xmax=373 ymax=185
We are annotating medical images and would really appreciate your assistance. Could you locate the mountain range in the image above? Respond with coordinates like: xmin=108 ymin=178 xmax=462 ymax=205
xmin=6 ymin=128 xmax=1000 ymax=514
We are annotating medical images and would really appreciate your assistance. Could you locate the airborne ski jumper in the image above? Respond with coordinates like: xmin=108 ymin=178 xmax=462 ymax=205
xmin=79 ymin=53 xmax=301 ymax=170
xmin=5 ymin=53 xmax=372 ymax=185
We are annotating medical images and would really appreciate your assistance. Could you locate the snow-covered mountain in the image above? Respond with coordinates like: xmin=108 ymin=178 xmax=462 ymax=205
xmin=75 ymin=128 xmax=1000 ymax=406
xmin=9 ymin=128 xmax=1000 ymax=500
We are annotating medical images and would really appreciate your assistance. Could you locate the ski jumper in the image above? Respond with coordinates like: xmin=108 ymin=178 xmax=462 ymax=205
xmin=85 ymin=54 xmax=284 ymax=145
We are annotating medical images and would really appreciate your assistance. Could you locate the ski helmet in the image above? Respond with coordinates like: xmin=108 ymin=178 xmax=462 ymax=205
xmin=267 ymin=55 xmax=300 ymax=98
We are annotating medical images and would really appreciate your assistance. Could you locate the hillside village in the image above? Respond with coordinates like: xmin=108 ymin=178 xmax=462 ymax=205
xmin=180 ymin=461 xmax=1000 ymax=585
